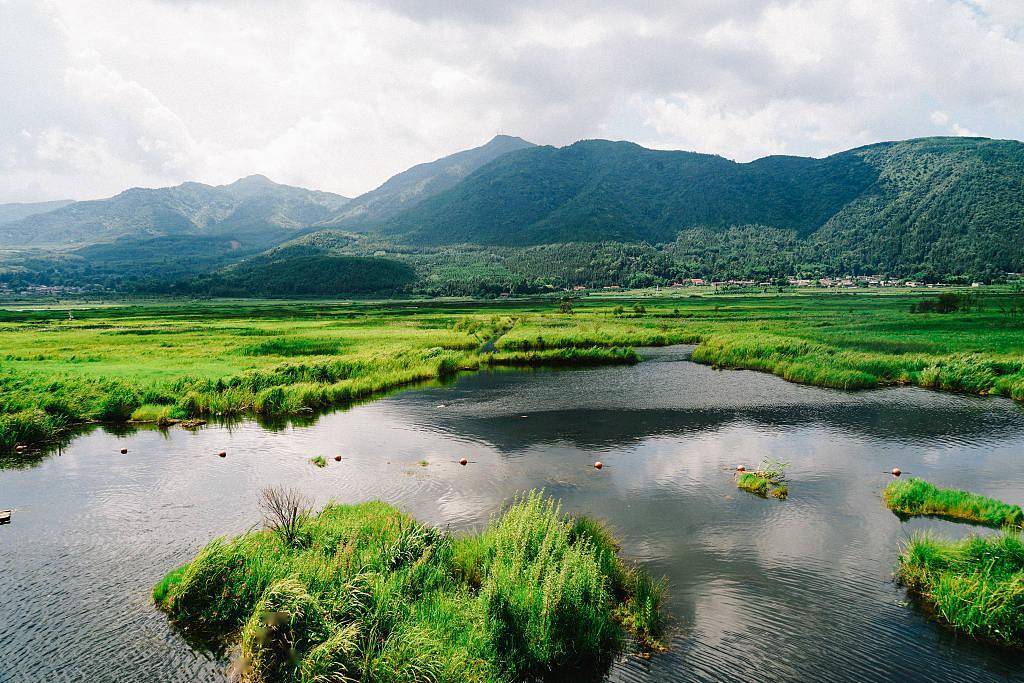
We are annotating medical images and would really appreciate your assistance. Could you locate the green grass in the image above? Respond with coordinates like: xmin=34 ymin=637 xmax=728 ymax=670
xmin=736 ymin=460 xmax=789 ymax=500
xmin=884 ymin=478 xmax=1023 ymax=528
xmin=153 ymin=491 xmax=665 ymax=682
xmin=897 ymin=530 xmax=1024 ymax=647
xmin=5 ymin=289 xmax=1024 ymax=454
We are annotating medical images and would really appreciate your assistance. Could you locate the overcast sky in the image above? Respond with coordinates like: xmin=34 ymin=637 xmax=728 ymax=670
xmin=2 ymin=0 xmax=1024 ymax=202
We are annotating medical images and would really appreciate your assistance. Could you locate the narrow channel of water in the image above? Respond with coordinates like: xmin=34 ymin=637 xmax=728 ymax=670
xmin=2 ymin=347 xmax=1023 ymax=682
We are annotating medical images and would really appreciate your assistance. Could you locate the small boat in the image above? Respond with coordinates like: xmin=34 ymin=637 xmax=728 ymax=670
xmin=0 ymin=509 xmax=11 ymax=525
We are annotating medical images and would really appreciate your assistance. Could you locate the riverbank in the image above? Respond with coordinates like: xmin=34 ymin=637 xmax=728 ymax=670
xmin=4 ymin=290 xmax=1024 ymax=455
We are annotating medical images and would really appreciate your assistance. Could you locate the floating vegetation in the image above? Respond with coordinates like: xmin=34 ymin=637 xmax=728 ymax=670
xmin=737 ymin=459 xmax=789 ymax=500
xmin=897 ymin=530 xmax=1024 ymax=647
xmin=153 ymin=491 xmax=666 ymax=682
xmin=884 ymin=478 xmax=1023 ymax=528
xmin=309 ymin=456 xmax=326 ymax=468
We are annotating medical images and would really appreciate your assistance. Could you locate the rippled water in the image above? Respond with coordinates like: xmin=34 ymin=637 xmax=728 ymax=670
xmin=3 ymin=347 xmax=1024 ymax=682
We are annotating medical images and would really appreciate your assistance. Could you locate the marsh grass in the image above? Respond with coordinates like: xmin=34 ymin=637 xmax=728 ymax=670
xmin=6 ymin=291 xmax=1024 ymax=454
xmin=154 ymin=491 xmax=665 ymax=683
xmin=737 ymin=460 xmax=789 ymax=499
xmin=884 ymin=478 xmax=1023 ymax=528
xmin=897 ymin=530 xmax=1024 ymax=647
xmin=241 ymin=338 xmax=342 ymax=357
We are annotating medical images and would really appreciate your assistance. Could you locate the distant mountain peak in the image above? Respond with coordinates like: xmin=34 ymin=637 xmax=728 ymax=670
xmin=229 ymin=174 xmax=277 ymax=187
xmin=317 ymin=134 xmax=536 ymax=230
xmin=487 ymin=134 xmax=531 ymax=145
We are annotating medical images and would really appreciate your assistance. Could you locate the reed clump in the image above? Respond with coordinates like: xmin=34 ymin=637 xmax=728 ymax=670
xmin=897 ymin=530 xmax=1024 ymax=647
xmin=154 ymin=491 xmax=666 ymax=683
xmin=736 ymin=460 xmax=789 ymax=500
xmin=884 ymin=478 xmax=1023 ymax=528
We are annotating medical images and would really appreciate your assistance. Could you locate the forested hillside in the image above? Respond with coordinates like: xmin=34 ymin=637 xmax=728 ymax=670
xmin=318 ymin=135 xmax=534 ymax=229
xmin=380 ymin=136 xmax=1024 ymax=279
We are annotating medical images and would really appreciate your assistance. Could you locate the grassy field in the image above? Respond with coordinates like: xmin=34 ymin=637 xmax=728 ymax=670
xmin=884 ymin=478 xmax=1024 ymax=528
xmin=3 ymin=287 xmax=1024 ymax=453
xmin=154 ymin=491 xmax=664 ymax=683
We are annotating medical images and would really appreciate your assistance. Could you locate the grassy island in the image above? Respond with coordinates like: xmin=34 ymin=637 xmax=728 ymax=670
xmin=736 ymin=460 xmax=789 ymax=500
xmin=883 ymin=478 xmax=1023 ymax=528
xmin=897 ymin=531 xmax=1024 ymax=647
xmin=153 ymin=491 xmax=665 ymax=683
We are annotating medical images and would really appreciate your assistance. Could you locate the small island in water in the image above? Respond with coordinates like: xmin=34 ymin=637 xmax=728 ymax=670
xmin=154 ymin=490 xmax=665 ymax=683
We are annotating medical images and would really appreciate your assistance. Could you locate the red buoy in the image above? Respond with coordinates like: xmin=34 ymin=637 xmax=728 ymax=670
xmin=891 ymin=467 xmax=902 ymax=477
xmin=736 ymin=465 xmax=746 ymax=472
xmin=218 ymin=451 xmax=227 ymax=458
xmin=120 ymin=448 xmax=128 ymax=454
xmin=594 ymin=461 xmax=603 ymax=470
xmin=334 ymin=455 xmax=342 ymax=462
xmin=459 ymin=457 xmax=468 ymax=466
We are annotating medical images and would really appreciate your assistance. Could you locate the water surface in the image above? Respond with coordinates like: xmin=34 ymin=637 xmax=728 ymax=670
xmin=2 ymin=347 xmax=1024 ymax=682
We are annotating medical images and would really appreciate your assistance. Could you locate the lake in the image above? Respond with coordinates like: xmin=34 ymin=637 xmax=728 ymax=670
xmin=2 ymin=347 xmax=1023 ymax=682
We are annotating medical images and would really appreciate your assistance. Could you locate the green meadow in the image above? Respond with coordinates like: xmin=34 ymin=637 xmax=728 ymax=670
xmin=4 ymin=287 xmax=1024 ymax=452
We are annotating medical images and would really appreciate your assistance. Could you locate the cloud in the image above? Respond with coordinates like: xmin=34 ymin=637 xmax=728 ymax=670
xmin=1 ymin=0 xmax=1023 ymax=202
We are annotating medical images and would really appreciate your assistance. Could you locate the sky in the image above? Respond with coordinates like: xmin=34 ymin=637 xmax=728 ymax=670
xmin=2 ymin=0 xmax=1024 ymax=203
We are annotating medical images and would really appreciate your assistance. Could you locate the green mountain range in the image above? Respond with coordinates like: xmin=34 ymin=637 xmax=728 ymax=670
xmin=2 ymin=135 xmax=1023 ymax=295
xmin=0 ymin=175 xmax=349 ymax=248
xmin=381 ymin=136 xmax=1024 ymax=277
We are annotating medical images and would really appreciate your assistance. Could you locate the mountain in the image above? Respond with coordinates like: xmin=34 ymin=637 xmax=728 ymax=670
xmin=0 ymin=175 xmax=350 ymax=248
xmin=0 ymin=200 xmax=75 ymax=224
xmin=380 ymin=136 xmax=1024 ymax=276
xmin=318 ymin=135 xmax=535 ymax=229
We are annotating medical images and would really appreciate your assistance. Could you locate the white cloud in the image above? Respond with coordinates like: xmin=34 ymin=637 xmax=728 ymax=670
xmin=1 ymin=0 xmax=1023 ymax=202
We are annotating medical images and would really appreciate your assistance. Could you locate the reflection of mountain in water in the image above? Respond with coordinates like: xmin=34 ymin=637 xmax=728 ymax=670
xmin=372 ymin=357 xmax=1024 ymax=452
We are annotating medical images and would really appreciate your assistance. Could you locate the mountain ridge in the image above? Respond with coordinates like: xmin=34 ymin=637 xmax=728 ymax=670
xmin=0 ymin=176 xmax=350 ymax=248
xmin=317 ymin=134 xmax=535 ymax=229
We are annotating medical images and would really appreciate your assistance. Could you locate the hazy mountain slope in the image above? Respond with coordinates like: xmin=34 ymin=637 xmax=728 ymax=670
xmin=0 ymin=175 xmax=349 ymax=248
xmin=381 ymin=139 xmax=879 ymax=245
xmin=0 ymin=200 xmax=75 ymax=224
xmin=319 ymin=135 xmax=534 ymax=229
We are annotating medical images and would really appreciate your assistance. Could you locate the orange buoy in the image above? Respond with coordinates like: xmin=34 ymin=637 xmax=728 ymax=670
xmin=218 ymin=451 xmax=227 ymax=458
xmin=334 ymin=455 xmax=342 ymax=462
xmin=120 ymin=448 xmax=128 ymax=454
xmin=459 ymin=457 xmax=468 ymax=466
xmin=891 ymin=467 xmax=902 ymax=477
xmin=594 ymin=461 xmax=603 ymax=470
xmin=736 ymin=465 xmax=746 ymax=472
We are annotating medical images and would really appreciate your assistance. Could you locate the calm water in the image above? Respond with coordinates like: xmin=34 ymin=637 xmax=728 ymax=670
xmin=2 ymin=347 xmax=1024 ymax=682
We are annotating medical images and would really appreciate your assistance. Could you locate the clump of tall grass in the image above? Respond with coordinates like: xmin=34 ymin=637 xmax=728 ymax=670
xmin=884 ymin=478 xmax=1023 ymax=528
xmin=897 ymin=530 xmax=1024 ymax=647
xmin=736 ymin=459 xmax=789 ymax=499
xmin=240 ymin=338 xmax=342 ymax=357
xmin=154 ymin=491 xmax=665 ymax=683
